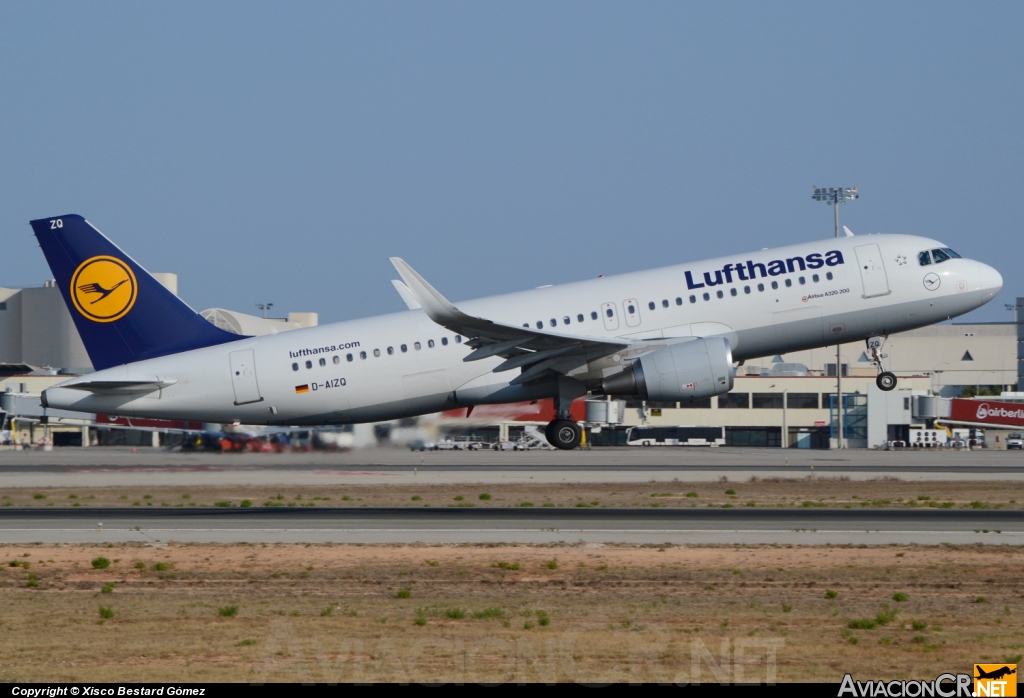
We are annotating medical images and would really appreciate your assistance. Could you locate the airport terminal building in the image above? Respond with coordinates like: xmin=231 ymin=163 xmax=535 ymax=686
xmin=1 ymin=276 xmax=1020 ymax=449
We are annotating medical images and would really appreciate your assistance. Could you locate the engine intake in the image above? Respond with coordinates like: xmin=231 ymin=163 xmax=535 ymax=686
xmin=600 ymin=337 xmax=733 ymax=401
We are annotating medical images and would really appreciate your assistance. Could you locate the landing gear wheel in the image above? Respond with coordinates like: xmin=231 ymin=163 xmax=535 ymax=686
xmin=876 ymin=372 xmax=897 ymax=391
xmin=546 ymin=419 xmax=581 ymax=450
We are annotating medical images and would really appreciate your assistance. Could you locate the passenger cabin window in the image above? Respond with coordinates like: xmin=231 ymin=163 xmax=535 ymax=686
xmin=319 ymin=358 xmax=326 ymax=367
xmin=606 ymin=308 xmax=614 ymax=318
xmin=428 ymin=340 xmax=435 ymax=348
xmin=744 ymin=286 xmax=750 ymax=294
xmin=455 ymin=335 xmax=462 ymax=343
xmin=591 ymin=311 xmax=598 ymax=320
xmin=549 ymin=319 xmax=556 ymax=327
xmin=347 ymin=353 xmax=353 ymax=361
xmin=387 ymin=347 xmax=394 ymax=355
xmin=305 ymin=360 xmax=312 ymax=369
xmin=648 ymin=302 xmax=655 ymax=310
xmin=826 ymin=272 xmax=833 ymax=280
xmin=373 ymin=349 xmax=381 ymax=357
xmin=799 ymin=277 xmax=805 ymax=285
xmin=785 ymin=279 xmax=792 ymax=287
xmin=716 ymin=290 xmax=723 ymax=298
xmin=441 ymin=337 xmax=448 ymax=346
xmin=771 ymin=281 xmax=778 ymax=290
xmin=333 ymin=356 xmax=340 ymax=364
xmin=536 ymin=321 xmax=543 ymax=329
xmin=689 ymin=295 xmax=696 ymax=303
xmin=627 ymin=304 xmax=636 ymax=314
xmin=563 ymin=316 xmax=570 ymax=325
xmin=414 ymin=342 xmax=421 ymax=350
xmin=730 ymin=288 xmax=737 ymax=296
xmin=577 ymin=314 xmax=584 ymax=322
xmin=662 ymin=299 xmax=669 ymax=308
xmin=812 ymin=274 xmax=819 ymax=282
xmin=676 ymin=297 xmax=682 ymax=305
xmin=400 ymin=344 xmax=407 ymax=353
xmin=292 ymin=363 xmax=299 ymax=371
xmin=702 ymin=292 xmax=710 ymax=301
xmin=523 ymin=324 xmax=529 ymax=328
xmin=918 ymin=251 xmax=932 ymax=266
xmin=757 ymin=283 xmax=764 ymax=291
xmin=359 ymin=351 xmax=367 ymax=359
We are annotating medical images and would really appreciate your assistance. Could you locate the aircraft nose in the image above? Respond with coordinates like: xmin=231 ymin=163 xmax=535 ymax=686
xmin=980 ymin=262 xmax=1003 ymax=294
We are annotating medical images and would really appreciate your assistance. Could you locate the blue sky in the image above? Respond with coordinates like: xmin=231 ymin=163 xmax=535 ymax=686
xmin=2 ymin=2 xmax=1021 ymax=324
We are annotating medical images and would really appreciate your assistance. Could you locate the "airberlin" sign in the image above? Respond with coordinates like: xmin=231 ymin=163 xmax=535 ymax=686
xmin=949 ymin=399 xmax=1024 ymax=427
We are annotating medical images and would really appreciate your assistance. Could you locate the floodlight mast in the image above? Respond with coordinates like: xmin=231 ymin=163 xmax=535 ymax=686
xmin=812 ymin=185 xmax=858 ymax=449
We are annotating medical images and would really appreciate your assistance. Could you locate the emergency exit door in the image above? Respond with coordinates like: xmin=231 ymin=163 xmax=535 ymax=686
xmin=229 ymin=349 xmax=263 ymax=405
xmin=854 ymin=243 xmax=891 ymax=298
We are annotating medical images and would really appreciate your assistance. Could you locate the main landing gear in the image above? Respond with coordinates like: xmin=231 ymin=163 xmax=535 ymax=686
xmin=546 ymin=374 xmax=586 ymax=450
xmin=867 ymin=336 xmax=898 ymax=392
xmin=545 ymin=419 xmax=581 ymax=450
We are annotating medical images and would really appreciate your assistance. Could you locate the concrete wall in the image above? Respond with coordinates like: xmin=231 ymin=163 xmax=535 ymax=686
xmin=20 ymin=285 xmax=92 ymax=372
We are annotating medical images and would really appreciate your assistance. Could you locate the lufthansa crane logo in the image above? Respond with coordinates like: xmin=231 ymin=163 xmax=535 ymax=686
xmin=70 ymin=256 xmax=138 ymax=322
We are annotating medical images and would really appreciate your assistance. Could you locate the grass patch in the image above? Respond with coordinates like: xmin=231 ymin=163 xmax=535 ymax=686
xmin=685 ymin=492 xmax=698 ymax=498
xmin=214 ymin=501 xmax=231 ymax=507
xmin=26 ymin=575 xmax=39 ymax=588
xmin=153 ymin=563 xmax=172 ymax=572
xmin=650 ymin=493 xmax=671 ymax=498
xmin=98 ymin=605 xmax=114 ymax=619
xmin=518 ymin=502 xmax=534 ymax=507
xmin=725 ymin=489 xmax=736 ymax=495
xmin=912 ymin=620 xmax=927 ymax=631
xmin=848 ymin=619 xmax=877 ymax=630
xmin=218 ymin=605 xmax=239 ymax=618
xmin=414 ymin=616 xmax=427 ymax=626
xmin=472 ymin=607 xmax=505 ymax=620
xmin=396 ymin=588 xmax=411 ymax=599
xmin=101 ymin=584 xmax=114 ymax=594
xmin=478 ymin=493 xmax=491 ymax=501
xmin=240 ymin=500 xmax=253 ymax=508
xmin=320 ymin=607 xmax=333 ymax=616
xmin=782 ymin=604 xmax=792 ymax=613
xmin=453 ymin=496 xmax=464 ymax=501
xmin=545 ymin=559 xmax=558 ymax=570
xmin=411 ymin=496 xmax=421 ymax=501
xmin=91 ymin=557 xmax=111 ymax=570
xmin=33 ymin=493 xmax=46 ymax=500
xmin=238 ymin=639 xmax=257 ymax=646
xmin=892 ymin=592 xmax=908 ymax=602
xmin=444 ymin=608 xmax=466 ymax=620
xmin=825 ymin=590 xmax=838 ymax=599
xmin=493 ymin=561 xmax=520 ymax=571
xmin=537 ymin=610 xmax=550 ymax=627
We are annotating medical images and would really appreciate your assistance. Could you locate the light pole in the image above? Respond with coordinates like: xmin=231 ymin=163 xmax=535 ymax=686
xmin=813 ymin=186 xmax=859 ymax=448
xmin=256 ymin=303 xmax=274 ymax=319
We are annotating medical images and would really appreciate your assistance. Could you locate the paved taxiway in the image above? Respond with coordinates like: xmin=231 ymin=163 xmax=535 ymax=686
xmin=1 ymin=447 xmax=1023 ymax=487
xmin=2 ymin=507 xmax=1021 ymax=545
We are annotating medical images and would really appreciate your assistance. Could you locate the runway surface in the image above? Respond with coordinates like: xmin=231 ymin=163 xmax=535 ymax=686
xmin=2 ymin=447 xmax=1024 ymax=486
xmin=2 ymin=507 xmax=1021 ymax=545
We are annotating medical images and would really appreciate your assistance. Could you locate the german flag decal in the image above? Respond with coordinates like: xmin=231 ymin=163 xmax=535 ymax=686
xmin=295 ymin=385 xmax=310 ymax=394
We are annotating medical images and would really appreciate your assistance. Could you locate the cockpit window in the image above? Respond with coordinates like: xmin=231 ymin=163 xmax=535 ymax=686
xmin=942 ymin=247 xmax=961 ymax=259
xmin=918 ymin=251 xmax=932 ymax=266
xmin=931 ymin=248 xmax=951 ymax=264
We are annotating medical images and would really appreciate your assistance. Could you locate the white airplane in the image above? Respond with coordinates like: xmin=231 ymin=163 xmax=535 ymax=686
xmin=32 ymin=215 xmax=1002 ymax=449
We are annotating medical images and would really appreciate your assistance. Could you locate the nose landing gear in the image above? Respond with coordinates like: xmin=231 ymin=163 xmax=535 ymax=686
xmin=868 ymin=336 xmax=898 ymax=391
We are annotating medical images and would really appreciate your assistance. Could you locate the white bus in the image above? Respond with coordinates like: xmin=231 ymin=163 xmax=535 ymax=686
xmin=625 ymin=426 xmax=725 ymax=447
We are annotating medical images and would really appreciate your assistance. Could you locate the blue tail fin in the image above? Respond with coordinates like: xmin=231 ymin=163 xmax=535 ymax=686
xmin=30 ymin=214 xmax=243 ymax=370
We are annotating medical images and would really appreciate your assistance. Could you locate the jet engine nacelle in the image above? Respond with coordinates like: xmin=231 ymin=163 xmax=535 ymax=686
xmin=601 ymin=337 xmax=734 ymax=401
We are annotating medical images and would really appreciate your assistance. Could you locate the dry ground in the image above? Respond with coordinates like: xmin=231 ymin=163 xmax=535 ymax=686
xmin=0 ymin=543 xmax=1021 ymax=683
xmin=3 ymin=479 xmax=1023 ymax=510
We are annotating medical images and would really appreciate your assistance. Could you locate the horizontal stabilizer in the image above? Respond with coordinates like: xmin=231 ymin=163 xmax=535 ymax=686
xmin=59 ymin=378 xmax=177 ymax=394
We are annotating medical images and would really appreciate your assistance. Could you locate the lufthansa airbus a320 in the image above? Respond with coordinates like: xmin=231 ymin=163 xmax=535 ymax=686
xmin=32 ymin=215 xmax=1001 ymax=449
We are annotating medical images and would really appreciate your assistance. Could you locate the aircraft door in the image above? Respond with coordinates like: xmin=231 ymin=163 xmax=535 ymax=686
xmin=601 ymin=302 xmax=619 ymax=331
xmin=854 ymin=244 xmax=891 ymax=298
xmin=623 ymin=299 xmax=641 ymax=327
xmin=229 ymin=349 xmax=263 ymax=405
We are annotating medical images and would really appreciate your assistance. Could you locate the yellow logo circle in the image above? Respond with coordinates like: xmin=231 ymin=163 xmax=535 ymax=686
xmin=70 ymin=256 xmax=138 ymax=323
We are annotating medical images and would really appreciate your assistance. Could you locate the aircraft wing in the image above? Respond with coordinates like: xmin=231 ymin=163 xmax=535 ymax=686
xmin=390 ymin=258 xmax=629 ymax=384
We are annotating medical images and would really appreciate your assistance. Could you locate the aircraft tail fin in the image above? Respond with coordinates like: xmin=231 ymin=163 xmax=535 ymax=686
xmin=30 ymin=214 xmax=242 ymax=370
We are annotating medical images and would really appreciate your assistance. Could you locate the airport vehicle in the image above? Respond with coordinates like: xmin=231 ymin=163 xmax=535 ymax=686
xmin=31 ymin=215 xmax=1002 ymax=449
xmin=1007 ymin=433 xmax=1023 ymax=450
xmin=626 ymin=425 xmax=725 ymax=447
